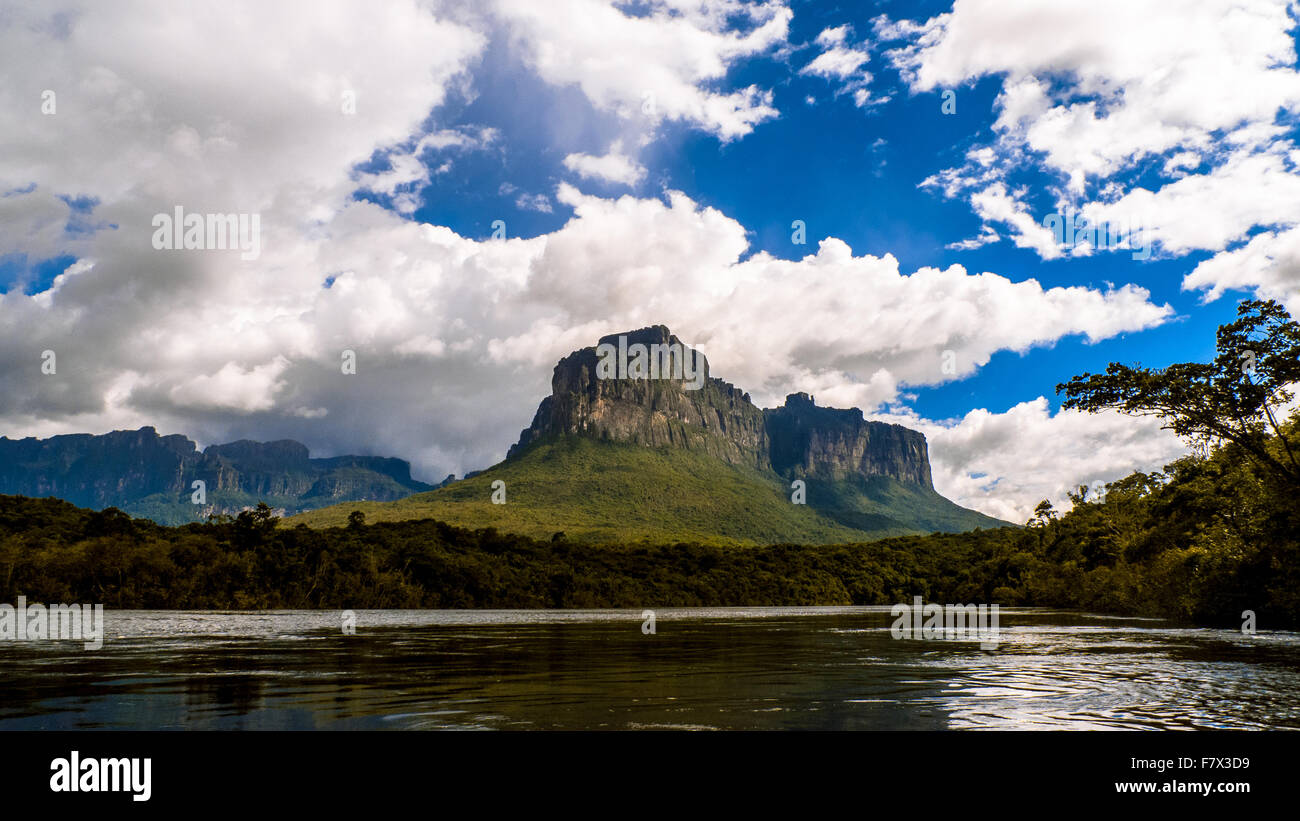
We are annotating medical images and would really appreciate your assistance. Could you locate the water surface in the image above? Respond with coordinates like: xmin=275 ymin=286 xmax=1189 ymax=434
xmin=1 ymin=607 xmax=1296 ymax=730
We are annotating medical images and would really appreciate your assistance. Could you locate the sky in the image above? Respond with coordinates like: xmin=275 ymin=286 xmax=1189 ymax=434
xmin=2 ymin=0 xmax=1299 ymax=522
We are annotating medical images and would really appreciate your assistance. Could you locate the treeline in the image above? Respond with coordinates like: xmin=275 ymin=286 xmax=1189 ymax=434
xmin=0 ymin=494 xmax=999 ymax=610
xmin=0 ymin=415 xmax=1295 ymax=626
xmin=968 ymin=419 xmax=1300 ymax=627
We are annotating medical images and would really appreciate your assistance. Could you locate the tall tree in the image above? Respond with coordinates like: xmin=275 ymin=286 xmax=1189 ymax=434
xmin=1057 ymin=299 xmax=1300 ymax=487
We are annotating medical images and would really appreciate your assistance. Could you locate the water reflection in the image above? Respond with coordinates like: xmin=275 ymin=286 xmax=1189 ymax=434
xmin=0 ymin=608 xmax=1296 ymax=730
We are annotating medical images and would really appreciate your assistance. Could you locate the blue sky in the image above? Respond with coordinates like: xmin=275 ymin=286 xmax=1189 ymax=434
xmin=2 ymin=0 xmax=1299 ymax=519
xmin=348 ymin=0 xmax=1263 ymax=422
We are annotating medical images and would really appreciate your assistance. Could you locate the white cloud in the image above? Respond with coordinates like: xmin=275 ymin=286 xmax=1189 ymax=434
xmin=884 ymin=0 xmax=1300 ymax=277
xmin=1083 ymin=148 xmax=1300 ymax=255
xmin=1163 ymin=151 xmax=1202 ymax=177
xmin=355 ymin=126 xmax=498 ymax=214
xmin=168 ymin=357 xmax=291 ymax=413
xmin=514 ymin=192 xmax=553 ymax=213
xmin=890 ymin=0 xmax=1300 ymax=177
xmin=0 ymin=0 xmax=484 ymax=212
xmin=815 ymin=25 xmax=850 ymax=48
xmin=394 ymin=335 xmax=449 ymax=357
xmin=491 ymin=0 xmax=791 ymax=140
xmin=492 ymin=183 xmax=1174 ymax=430
xmin=0 ymin=0 xmax=486 ymax=454
xmin=945 ymin=225 xmax=1000 ymax=251
xmin=562 ymin=142 xmax=648 ymax=186
xmin=878 ymin=399 xmax=1188 ymax=523
xmin=803 ymin=42 xmax=867 ymax=80
xmin=800 ymin=24 xmax=874 ymax=106
xmin=1184 ymin=224 xmax=1300 ymax=312
xmin=0 ymin=174 xmax=1175 ymax=518
xmin=968 ymin=183 xmax=1064 ymax=258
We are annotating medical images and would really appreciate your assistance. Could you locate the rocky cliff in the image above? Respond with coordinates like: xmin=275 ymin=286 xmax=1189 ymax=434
xmin=0 ymin=427 xmax=432 ymax=523
xmin=765 ymin=392 xmax=933 ymax=488
xmin=509 ymin=326 xmax=936 ymax=488
xmin=508 ymin=326 xmax=769 ymax=469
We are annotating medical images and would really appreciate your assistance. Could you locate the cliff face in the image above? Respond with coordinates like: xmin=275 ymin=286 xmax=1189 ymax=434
xmin=510 ymin=327 xmax=935 ymax=488
xmin=0 ymin=427 xmax=198 ymax=505
xmin=508 ymin=326 xmax=769 ymax=469
xmin=764 ymin=393 xmax=933 ymax=488
xmin=0 ymin=427 xmax=431 ymax=520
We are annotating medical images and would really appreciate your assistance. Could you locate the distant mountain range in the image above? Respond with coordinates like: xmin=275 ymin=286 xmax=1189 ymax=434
xmin=293 ymin=326 xmax=1009 ymax=542
xmin=0 ymin=428 xmax=434 ymax=525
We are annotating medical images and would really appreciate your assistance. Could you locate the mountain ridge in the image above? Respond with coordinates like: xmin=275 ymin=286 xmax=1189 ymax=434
xmin=0 ymin=427 xmax=433 ymax=525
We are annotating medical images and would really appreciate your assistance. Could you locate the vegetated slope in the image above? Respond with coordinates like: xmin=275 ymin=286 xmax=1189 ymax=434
xmin=291 ymin=435 xmax=1003 ymax=543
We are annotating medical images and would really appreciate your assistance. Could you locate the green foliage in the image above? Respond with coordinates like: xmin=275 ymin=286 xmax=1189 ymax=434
xmin=1058 ymin=298 xmax=1300 ymax=487
xmin=288 ymin=435 xmax=1005 ymax=543
xmin=0 ymin=492 xmax=1004 ymax=610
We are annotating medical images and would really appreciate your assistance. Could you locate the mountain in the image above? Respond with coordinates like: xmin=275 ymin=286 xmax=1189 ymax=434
xmin=0 ymin=427 xmax=433 ymax=525
xmin=293 ymin=326 xmax=1008 ymax=542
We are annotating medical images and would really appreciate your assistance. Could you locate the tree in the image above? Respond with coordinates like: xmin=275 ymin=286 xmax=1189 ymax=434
xmin=1057 ymin=299 xmax=1300 ymax=488
xmin=1029 ymin=499 xmax=1057 ymax=527
xmin=233 ymin=502 xmax=279 ymax=549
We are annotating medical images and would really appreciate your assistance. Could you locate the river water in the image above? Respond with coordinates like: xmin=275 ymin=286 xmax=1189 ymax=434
xmin=1 ymin=607 xmax=1296 ymax=730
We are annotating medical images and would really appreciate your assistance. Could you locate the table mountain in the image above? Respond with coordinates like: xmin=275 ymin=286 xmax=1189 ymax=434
xmin=0 ymin=427 xmax=432 ymax=525
xmin=508 ymin=325 xmax=767 ymax=468
xmin=295 ymin=326 xmax=1008 ymax=542
xmin=764 ymin=391 xmax=933 ymax=487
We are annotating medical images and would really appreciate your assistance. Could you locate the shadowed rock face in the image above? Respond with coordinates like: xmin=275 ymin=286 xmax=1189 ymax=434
xmin=764 ymin=392 xmax=933 ymax=488
xmin=509 ymin=326 xmax=769 ymax=469
xmin=0 ymin=427 xmax=432 ymax=519
xmin=509 ymin=327 xmax=935 ymax=488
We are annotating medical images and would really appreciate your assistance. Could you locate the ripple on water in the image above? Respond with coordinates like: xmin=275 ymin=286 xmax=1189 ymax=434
xmin=1 ymin=608 xmax=1298 ymax=730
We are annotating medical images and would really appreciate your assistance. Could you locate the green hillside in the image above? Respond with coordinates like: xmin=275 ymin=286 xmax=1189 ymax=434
xmin=289 ymin=435 xmax=1006 ymax=543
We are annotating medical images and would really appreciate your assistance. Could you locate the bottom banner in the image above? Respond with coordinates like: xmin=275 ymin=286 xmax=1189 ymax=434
xmin=2 ymin=730 xmax=1287 ymax=811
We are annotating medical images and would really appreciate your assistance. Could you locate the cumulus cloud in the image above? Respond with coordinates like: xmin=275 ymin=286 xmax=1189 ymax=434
xmin=0 ymin=1 xmax=484 ymax=211
xmin=503 ymin=184 xmax=1169 ymax=406
xmin=356 ymin=126 xmax=499 ymax=214
xmin=883 ymin=0 xmax=1300 ymax=282
xmin=1082 ymin=148 xmax=1300 ymax=256
xmin=877 ymin=399 xmax=1189 ymax=523
xmin=168 ymin=357 xmax=291 ymax=413
xmin=491 ymin=0 xmax=792 ymax=140
xmin=562 ymin=142 xmax=648 ymax=186
xmin=0 ymin=0 xmax=485 ymax=449
xmin=888 ymin=0 xmax=1300 ymax=177
xmin=1184 ymin=224 xmax=1300 ymax=313
xmin=0 ymin=173 xmax=1175 ymax=516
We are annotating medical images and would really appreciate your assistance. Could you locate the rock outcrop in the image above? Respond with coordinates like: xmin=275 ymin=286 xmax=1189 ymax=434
xmin=508 ymin=326 xmax=769 ymax=469
xmin=765 ymin=392 xmax=933 ymax=488
xmin=510 ymin=326 xmax=935 ymax=488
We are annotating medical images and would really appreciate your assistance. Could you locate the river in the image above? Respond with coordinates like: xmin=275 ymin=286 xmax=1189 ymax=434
xmin=1 ymin=607 xmax=1296 ymax=730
